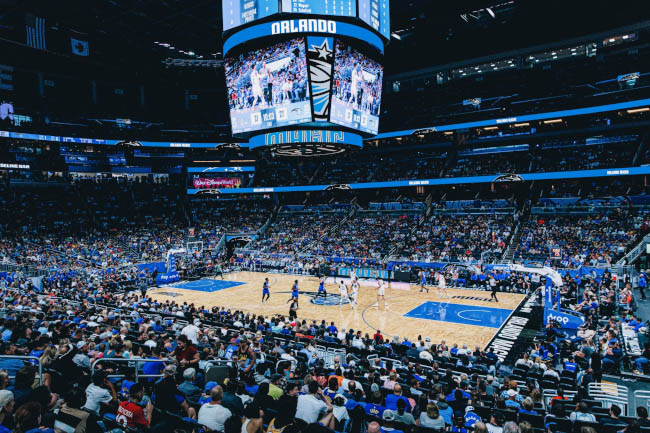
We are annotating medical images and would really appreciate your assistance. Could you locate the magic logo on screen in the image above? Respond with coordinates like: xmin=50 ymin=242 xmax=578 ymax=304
xmin=271 ymin=19 xmax=337 ymax=35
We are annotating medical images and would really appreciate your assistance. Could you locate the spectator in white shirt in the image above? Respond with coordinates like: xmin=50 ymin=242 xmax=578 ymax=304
xmin=181 ymin=319 xmax=201 ymax=345
xmin=295 ymin=381 xmax=335 ymax=428
xmin=82 ymin=371 xmax=116 ymax=414
xmin=197 ymin=385 xmax=232 ymax=432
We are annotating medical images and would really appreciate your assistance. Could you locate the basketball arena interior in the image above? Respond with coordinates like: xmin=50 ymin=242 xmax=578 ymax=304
xmin=1 ymin=1 xmax=650 ymax=433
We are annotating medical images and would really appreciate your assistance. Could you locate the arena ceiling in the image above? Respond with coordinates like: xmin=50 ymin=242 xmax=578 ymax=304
xmin=0 ymin=0 xmax=647 ymax=72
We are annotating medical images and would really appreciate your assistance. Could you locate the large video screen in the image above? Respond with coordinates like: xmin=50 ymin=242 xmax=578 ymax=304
xmin=281 ymin=0 xmax=356 ymax=17
xmin=225 ymin=38 xmax=312 ymax=135
xmin=358 ymin=0 xmax=390 ymax=39
xmin=330 ymin=40 xmax=383 ymax=134
xmin=222 ymin=0 xmax=279 ymax=31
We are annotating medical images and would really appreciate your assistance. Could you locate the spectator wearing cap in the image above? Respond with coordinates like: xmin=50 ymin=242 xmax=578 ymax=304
xmin=177 ymin=367 xmax=202 ymax=404
xmin=198 ymin=381 xmax=218 ymax=404
xmin=197 ymin=385 xmax=231 ymax=432
xmin=72 ymin=341 xmax=90 ymax=369
xmin=82 ymin=371 xmax=116 ymax=415
xmin=268 ymin=373 xmax=284 ymax=400
xmin=505 ymin=389 xmax=521 ymax=409
xmin=382 ymin=410 xmax=404 ymax=433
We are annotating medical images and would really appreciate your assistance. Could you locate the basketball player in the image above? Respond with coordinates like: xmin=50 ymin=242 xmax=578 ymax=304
xmin=490 ymin=274 xmax=499 ymax=302
xmin=287 ymin=279 xmax=300 ymax=307
xmin=262 ymin=277 xmax=271 ymax=303
xmin=350 ymin=64 xmax=364 ymax=108
xmin=436 ymin=272 xmax=450 ymax=299
xmin=251 ymin=63 xmax=265 ymax=107
xmin=350 ymin=279 xmax=359 ymax=307
xmin=338 ymin=279 xmax=350 ymax=306
xmin=419 ymin=270 xmax=429 ymax=293
xmin=349 ymin=268 xmax=358 ymax=285
xmin=376 ymin=278 xmax=387 ymax=307
xmin=315 ymin=275 xmax=327 ymax=300
xmin=214 ymin=262 xmax=224 ymax=280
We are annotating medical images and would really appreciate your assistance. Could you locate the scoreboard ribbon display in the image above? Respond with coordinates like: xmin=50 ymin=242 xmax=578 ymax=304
xmin=223 ymin=19 xmax=385 ymax=55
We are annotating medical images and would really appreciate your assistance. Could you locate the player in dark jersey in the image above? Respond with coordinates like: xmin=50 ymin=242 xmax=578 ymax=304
xmin=315 ymin=276 xmax=327 ymax=300
xmin=286 ymin=279 xmax=299 ymax=307
xmin=262 ymin=277 xmax=270 ymax=303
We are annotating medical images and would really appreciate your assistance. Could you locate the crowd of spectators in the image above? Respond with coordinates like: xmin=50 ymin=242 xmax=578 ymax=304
xmin=399 ymin=214 xmax=514 ymax=263
xmin=0 ymin=256 xmax=647 ymax=433
xmin=514 ymin=210 xmax=643 ymax=268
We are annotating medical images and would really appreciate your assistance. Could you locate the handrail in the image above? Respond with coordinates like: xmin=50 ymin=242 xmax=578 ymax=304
xmin=0 ymin=355 xmax=43 ymax=384
xmin=91 ymin=357 xmax=167 ymax=382
xmin=617 ymin=232 xmax=650 ymax=266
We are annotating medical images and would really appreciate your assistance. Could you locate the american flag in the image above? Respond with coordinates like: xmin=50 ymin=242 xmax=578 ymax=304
xmin=25 ymin=13 xmax=46 ymax=50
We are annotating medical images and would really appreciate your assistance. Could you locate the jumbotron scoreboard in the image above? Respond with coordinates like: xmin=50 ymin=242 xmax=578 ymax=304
xmin=222 ymin=0 xmax=389 ymax=156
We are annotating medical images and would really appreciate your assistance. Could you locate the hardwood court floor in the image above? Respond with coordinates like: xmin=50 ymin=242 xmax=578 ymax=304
xmin=148 ymin=271 xmax=525 ymax=349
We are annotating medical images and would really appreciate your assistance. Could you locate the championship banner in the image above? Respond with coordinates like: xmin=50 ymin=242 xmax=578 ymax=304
xmin=192 ymin=177 xmax=242 ymax=189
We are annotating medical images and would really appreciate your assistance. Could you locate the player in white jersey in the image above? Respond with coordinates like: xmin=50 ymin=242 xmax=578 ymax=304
xmin=376 ymin=278 xmax=387 ymax=307
xmin=349 ymin=65 xmax=364 ymax=107
xmin=436 ymin=272 xmax=450 ymax=298
xmin=350 ymin=280 xmax=359 ymax=307
xmin=338 ymin=280 xmax=350 ymax=306
xmin=349 ymin=268 xmax=358 ymax=284
xmin=250 ymin=65 xmax=264 ymax=107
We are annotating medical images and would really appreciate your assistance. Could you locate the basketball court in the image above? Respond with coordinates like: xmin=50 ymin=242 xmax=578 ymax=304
xmin=148 ymin=271 xmax=526 ymax=348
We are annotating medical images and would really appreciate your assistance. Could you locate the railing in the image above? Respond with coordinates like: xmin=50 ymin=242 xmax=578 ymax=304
xmin=633 ymin=390 xmax=650 ymax=413
xmin=588 ymin=382 xmax=630 ymax=416
xmin=0 ymin=262 xmax=50 ymax=277
xmin=313 ymin=346 xmax=346 ymax=369
xmin=0 ymin=355 xmax=43 ymax=383
xmin=531 ymin=205 xmax=650 ymax=214
xmin=617 ymin=233 xmax=650 ymax=266
xmin=91 ymin=358 xmax=167 ymax=382
xmin=432 ymin=207 xmax=516 ymax=215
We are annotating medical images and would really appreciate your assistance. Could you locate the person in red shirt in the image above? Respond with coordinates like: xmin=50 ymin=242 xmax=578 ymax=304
xmin=174 ymin=335 xmax=200 ymax=370
xmin=116 ymin=382 xmax=153 ymax=429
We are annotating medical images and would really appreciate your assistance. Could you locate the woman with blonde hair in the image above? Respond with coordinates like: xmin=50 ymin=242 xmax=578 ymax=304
xmin=418 ymin=402 xmax=445 ymax=430
xmin=39 ymin=346 xmax=58 ymax=369
xmin=0 ymin=371 xmax=9 ymax=390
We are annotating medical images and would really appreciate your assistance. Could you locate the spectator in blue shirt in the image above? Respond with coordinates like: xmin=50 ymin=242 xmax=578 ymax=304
xmin=385 ymin=384 xmax=411 ymax=412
